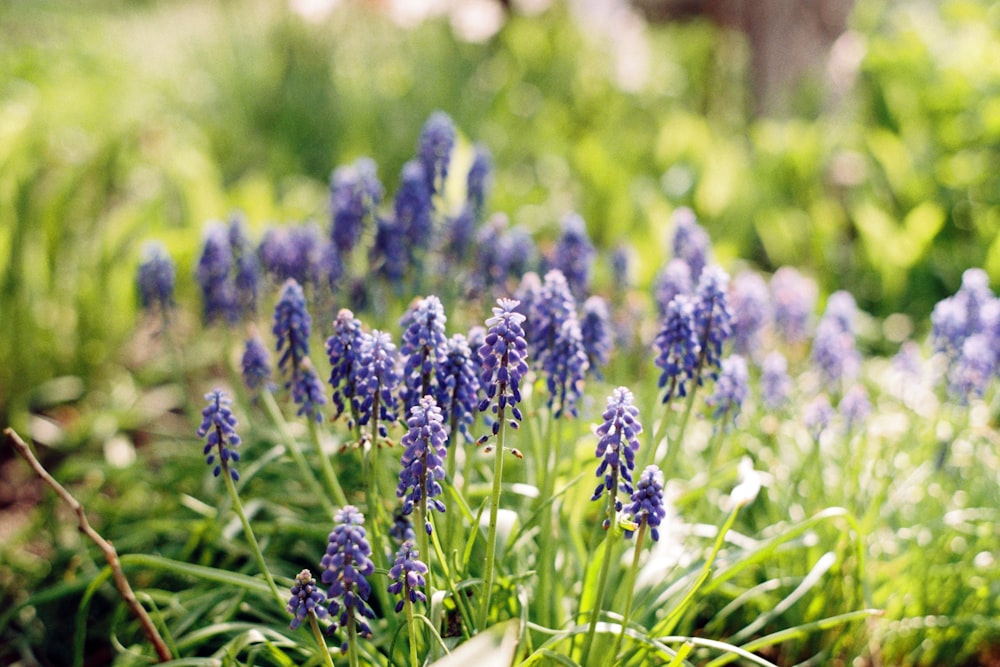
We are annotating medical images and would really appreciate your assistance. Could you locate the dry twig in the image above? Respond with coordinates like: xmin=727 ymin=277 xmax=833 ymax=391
xmin=4 ymin=427 xmax=172 ymax=662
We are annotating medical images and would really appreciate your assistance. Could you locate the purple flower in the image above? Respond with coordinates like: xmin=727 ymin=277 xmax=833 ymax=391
xmin=352 ymin=330 xmax=400 ymax=439
xmin=932 ymin=269 xmax=997 ymax=359
xmin=418 ymin=111 xmax=456 ymax=195
xmin=654 ymin=295 xmax=700 ymax=404
xmin=395 ymin=160 xmax=434 ymax=255
xmin=400 ymin=296 xmax=449 ymax=412
xmin=611 ymin=245 xmax=631 ymax=292
xmin=671 ymin=207 xmax=711 ymax=282
xmin=287 ymin=569 xmax=328 ymax=630
xmin=330 ymin=157 xmax=383 ymax=255
xmin=229 ymin=214 xmax=261 ymax=317
xmin=477 ymin=298 xmax=530 ymax=444
xmin=706 ymin=355 xmax=749 ymax=425
xmin=654 ymin=258 xmax=693 ymax=318
xmin=760 ymin=351 xmax=792 ymax=410
xmin=443 ymin=205 xmax=476 ymax=269
xmin=693 ymin=265 xmax=733 ymax=382
xmin=552 ymin=212 xmax=596 ymax=298
xmin=437 ymin=333 xmax=481 ymax=445
xmin=530 ymin=270 xmax=578 ymax=369
xmin=293 ymin=358 xmax=327 ymax=423
xmin=839 ymin=384 xmax=871 ymax=432
xmin=580 ymin=296 xmax=613 ymax=378
xmin=390 ymin=507 xmax=416 ymax=545
xmin=396 ymin=396 xmax=448 ymax=534
xmin=371 ymin=215 xmax=408 ymax=286
xmin=498 ymin=225 xmax=537 ymax=283
xmin=947 ymin=333 xmax=997 ymax=403
xmin=729 ymin=271 xmax=770 ymax=357
xmin=241 ymin=335 xmax=274 ymax=393
xmin=591 ymin=387 xmax=643 ymax=529
xmin=259 ymin=224 xmax=321 ymax=286
xmin=196 ymin=389 xmax=242 ymax=481
xmin=326 ymin=309 xmax=364 ymax=423
xmin=466 ymin=144 xmax=493 ymax=218
xmin=196 ymin=222 xmax=238 ymax=324
xmin=543 ymin=315 xmax=589 ymax=419
xmin=387 ymin=541 xmax=428 ymax=613
xmin=625 ymin=465 xmax=667 ymax=542
xmin=137 ymin=242 xmax=175 ymax=316
xmin=770 ymin=267 xmax=817 ymax=345
xmin=318 ymin=240 xmax=344 ymax=292
xmin=803 ymin=394 xmax=834 ymax=441
xmin=273 ymin=279 xmax=312 ymax=390
xmin=812 ymin=290 xmax=861 ymax=387
xmin=320 ymin=506 xmax=376 ymax=650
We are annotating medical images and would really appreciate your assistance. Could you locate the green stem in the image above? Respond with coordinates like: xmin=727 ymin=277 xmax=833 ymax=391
xmin=405 ymin=595 xmax=420 ymax=667
xmin=429 ymin=520 xmax=474 ymax=640
xmin=581 ymin=474 xmax=620 ymax=667
xmin=612 ymin=521 xmax=647 ymax=661
xmin=219 ymin=460 xmax=283 ymax=609
xmin=478 ymin=406 xmax=507 ymax=630
xmin=537 ymin=414 xmax=562 ymax=630
xmin=346 ymin=611 xmax=360 ymax=667
xmin=308 ymin=418 xmax=349 ymax=508
xmin=309 ymin=614 xmax=336 ymax=667
xmin=260 ymin=390 xmax=336 ymax=518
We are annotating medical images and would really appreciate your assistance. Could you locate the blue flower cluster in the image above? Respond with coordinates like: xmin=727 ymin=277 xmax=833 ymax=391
xmin=137 ymin=241 xmax=175 ymax=316
xmin=654 ymin=295 xmax=700 ymax=404
xmin=437 ymin=334 xmax=481 ymax=444
xmin=387 ymin=541 xmax=428 ymax=613
xmin=812 ymin=290 xmax=861 ymax=388
xmin=352 ymin=331 xmax=401 ymax=439
xmin=692 ymin=266 xmax=733 ymax=382
xmin=580 ymin=296 xmax=613 ymax=379
xmin=321 ymin=506 xmax=376 ymax=651
xmin=241 ymin=335 xmax=273 ymax=394
xmin=330 ymin=157 xmax=383 ymax=255
xmin=670 ymin=207 xmax=711 ymax=283
xmin=591 ymin=387 xmax=643 ymax=529
xmin=396 ymin=396 xmax=448 ymax=534
xmin=400 ymin=296 xmax=448 ymax=411
xmin=552 ymin=212 xmax=596 ymax=298
xmin=287 ymin=569 xmax=328 ymax=630
xmin=625 ymin=465 xmax=667 ymax=542
xmin=417 ymin=111 xmax=456 ymax=196
xmin=477 ymin=298 xmax=530 ymax=443
xmin=195 ymin=222 xmax=239 ymax=325
xmin=326 ymin=309 xmax=364 ymax=423
xmin=273 ymin=278 xmax=312 ymax=389
xmin=706 ymin=355 xmax=749 ymax=425
xmin=196 ymin=389 xmax=242 ymax=481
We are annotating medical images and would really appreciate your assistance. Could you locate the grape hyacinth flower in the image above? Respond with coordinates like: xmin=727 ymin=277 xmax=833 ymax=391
xmin=387 ymin=541 xmax=428 ymax=613
xmin=611 ymin=244 xmax=631 ymax=293
xmin=330 ymin=157 xmax=383 ymax=255
xmin=531 ymin=270 xmax=578 ymax=369
xmin=625 ymin=465 xmax=667 ymax=541
xmin=812 ymin=290 xmax=861 ymax=388
xmin=196 ymin=222 xmax=238 ymax=325
xmin=654 ymin=258 xmax=693 ymax=318
xmin=693 ymin=265 xmax=734 ymax=383
xmin=580 ymin=295 xmax=613 ymax=378
xmin=287 ymin=569 xmax=329 ymax=630
xmin=318 ymin=240 xmax=344 ymax=292
xmin=326 ymin=309 xmax=364 ymax=424
xmin=498 ymin=225 xmax=537 ymax=283
xmin=443 ymin=205 xmax=476 ymax=269
xmin=706 ymin=354 xmax=749 ymax=426
xmin=400 ymin=296 xmax=448 ymax=412
xmin=760 ymin=351 xmax=792 ymax=410
xmin=543 ymin=315 xmax=589 ymax=419
xmin=417 ymin=111 xmax=456 ymax=195
xmin=273 ymin=279 xmax=312 ymax=390
xmin=839 ymin=384 xmax=871 ymax=432
xmin=229 ymin=214 xmax=260 ymax=318
xmin=396 ymin=396 xmax=448 ymax=534
xmin=390 ymin=507 xmax=416 ymax=545
xmin=293 ymin=358 xmax=327 ymax=423
xmin=241 ymin=335 xmax=274 ymax=394
xmin=477 ymin=298 xmax=530 ymax=443
xmin=803 ymin=394 xmax=835 ymax=441
xmin=137 ymin=241 xmax=176 ymax=317
xmin=466 ymin=143 xmax=493 ymax=219
xmin=670 ymin=207 xmax=711 ymax=282
xmin=947 ymin=333 xmax=997 ymax=403
xmin=552 ymin=212 xmax=596 ymax=298
xmin=591 ymin=387 xmax=643 ymax=529
xmin=352 ymin=330 xmax=400 ymax=440
xmin=729 ymin=271 xmax=771 ymax=357
xmin=371 ymin=215 xmax=408 ymax=286
xmin=395 ymin=160 xmax=434 ymax=255
xmin=437 ymin=333 xmax=481 ymax=445
xmin=196 ymin=389 xmax=242 ymax=481
xmin=654 ymin=295 xmax=701 ymax=404
xmin=770 ymin=266 xmax=817 ymax=346
xmin=320 ymin=506 xmax=376 ymax=653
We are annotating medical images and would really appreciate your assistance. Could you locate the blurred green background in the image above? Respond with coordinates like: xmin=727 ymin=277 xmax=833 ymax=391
xmin=1 ymin=0 xmax=998 ymax=432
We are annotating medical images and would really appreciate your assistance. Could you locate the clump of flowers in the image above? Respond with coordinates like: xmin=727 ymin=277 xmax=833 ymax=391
xmin=436 ymin=333 xmax=481 ymax=445
xmin=273 ymin=278 xmax=312 ymax=390
xmin=770 ymin=266 xmax=817 ymax=345
xmin=330 ymin=157 xmax=383 ymax=256
xmin=352 ymin=330 xmax=401 ymax=440
xmin=195 ymin=222 xmax=238 ymax=325
xmin=670 ymin=207 xmax=711 ymax=282
xmin=293 ymin=358 xmax=327 ymax=423
xmin=417 ymin=110 xmax=456 ymax=195
xmin=625 ymin=465 xmax=667 ymax=542
xmin=400 ymin=295 xmax=448 ymax=411
xmin=196 ymin=389 xmax=242 ymax=481
xmin=706 ymin=354 xmax=749 ymax=426
xmin=580 ymin=295 xmax=613 ymax=378
xmin=241 ymin=334 xmax=273 ymax=394
xmin=543 ymin=315 xmax=589 ymax=419
xmin=320 ymin=506 xmax=376 ymax=652
xmin=591 ymin=386 xmax=643 ymax=529
xmin=552 ymin=212 xmax=596 ymax=298
xmin=396 ymin=396 xmax=448 ymax=534
xmin=137 ymin=241 xmax=175 ymax=318
xmin=477 ymin=298 xmax=530 ymax=444
xmin=654 ymin=258 xmax=693 ymax=318
xmin=387 ymin=540 xmax=428 ymax=613
xmin=693 ymin=265 xmax=733 ymax=383
xmin=326 ymin=309 xmax=364 ymax=424
xmin=287 ymin=569 xmax=328 ymax=630
xmin=654 ymin=295 xmax=700 ymax=404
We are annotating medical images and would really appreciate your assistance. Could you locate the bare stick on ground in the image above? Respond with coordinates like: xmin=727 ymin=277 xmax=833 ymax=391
xmin=4 ymin=427 xmax=172 ymax=663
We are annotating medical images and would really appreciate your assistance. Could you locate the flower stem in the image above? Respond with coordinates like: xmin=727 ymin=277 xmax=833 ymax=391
xmin=219 ymin=460 xmax=283 ymax=609
xmin=611 ymin=521 xmax=647 ymax=661
xmin=308 ymin=614 xmax=336 ymax=667
xmin=478 ymin=407 xmax=507 ymax=630
xmin=308 ymin=418 xmax=349 ymax=508
xmin=536 ymin=414 xmax=562 ymax=630
xmin=581 ymin=475 xmax=619 ymax=666
xmin=346 ymin=611 xmax=360 ymax=667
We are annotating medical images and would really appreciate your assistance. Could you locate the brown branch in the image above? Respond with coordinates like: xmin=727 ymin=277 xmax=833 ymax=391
xmin=5 ymin=427 xmax=172 ymax=663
